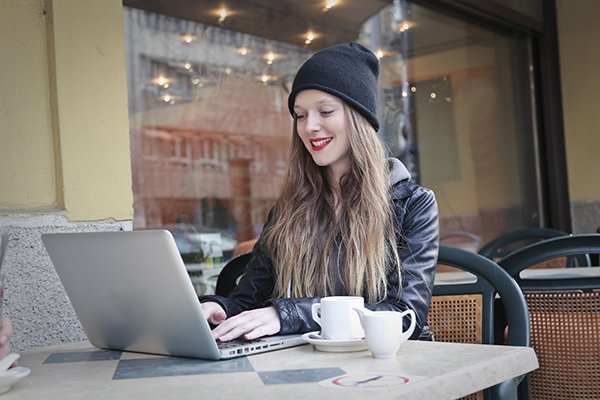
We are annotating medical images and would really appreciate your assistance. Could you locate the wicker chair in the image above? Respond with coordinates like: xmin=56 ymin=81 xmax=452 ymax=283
xmin=499 ymin=234 xmax=600 ymax=400
xmin=429 ymin=246 xmax=531 ymax=400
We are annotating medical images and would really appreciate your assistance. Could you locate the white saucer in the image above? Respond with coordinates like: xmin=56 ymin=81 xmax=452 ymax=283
xmin=0 ymin=367 xmax=30 ymax=394
xmin=301 ymin=331 xmax=368 ymax=353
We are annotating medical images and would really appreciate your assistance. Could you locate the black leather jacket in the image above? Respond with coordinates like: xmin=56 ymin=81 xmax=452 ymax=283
xmin=201 ymin=158 xmax=439 ymax=340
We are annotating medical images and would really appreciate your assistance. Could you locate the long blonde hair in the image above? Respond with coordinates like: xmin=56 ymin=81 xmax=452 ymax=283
xmin=262 ymin=105 xmax=400 ymax=303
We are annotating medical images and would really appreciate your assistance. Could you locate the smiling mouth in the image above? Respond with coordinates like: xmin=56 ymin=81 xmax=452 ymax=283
xmin=310 ymin=137 xmax=333 ymax=150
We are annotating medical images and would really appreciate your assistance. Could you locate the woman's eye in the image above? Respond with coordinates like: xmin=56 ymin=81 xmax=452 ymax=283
xmin=295 ymin=114 xmax=306 ymax=121
xmin=321 ymin=110 xmax=333 ymax=116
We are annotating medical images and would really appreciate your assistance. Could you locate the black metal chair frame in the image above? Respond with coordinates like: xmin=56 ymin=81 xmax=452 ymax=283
xmin=499 ymin=234 xmax=600 ymax=290
xmin=435 ymin=245 xmax=531 ymax=400
xmin=478 ymin=227 xmax=568 ymax=260
xmin=215 ymin=252 xmax=252 ymax=296
xmin=498 ymin=234 xmax=600 ymax=400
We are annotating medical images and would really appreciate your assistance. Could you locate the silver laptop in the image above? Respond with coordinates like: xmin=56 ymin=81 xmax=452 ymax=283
xmin=42 ymin=229 xmax=305 ymax=360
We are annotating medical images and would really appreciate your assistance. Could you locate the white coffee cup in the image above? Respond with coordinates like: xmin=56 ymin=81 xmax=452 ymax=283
xmin=355 ymin=308 xmax=416 ymax=358
xmin=311 ymin=296 xmax=365 ymax=340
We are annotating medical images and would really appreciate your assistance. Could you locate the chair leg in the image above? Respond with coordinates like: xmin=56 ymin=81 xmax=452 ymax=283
xmin=489 ymin=379 xmax=517 ymax=400
xmin=517 ymin=376 xmax=530 ymax=400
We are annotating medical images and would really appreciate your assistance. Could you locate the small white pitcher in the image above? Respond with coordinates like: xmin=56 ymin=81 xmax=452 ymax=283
xmin=354 ymin=307 xmax=416 ymax=358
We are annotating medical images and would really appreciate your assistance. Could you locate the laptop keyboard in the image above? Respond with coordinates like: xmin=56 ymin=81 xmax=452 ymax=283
xmin=218 ymin=338 xmax=276 ymax=356
xmin=217 ymin=338 xmax=267 ymax=349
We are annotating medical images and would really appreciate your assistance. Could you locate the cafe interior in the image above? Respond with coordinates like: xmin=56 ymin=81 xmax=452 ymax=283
xmin=1 ymin=0 xmax=599 ymax=398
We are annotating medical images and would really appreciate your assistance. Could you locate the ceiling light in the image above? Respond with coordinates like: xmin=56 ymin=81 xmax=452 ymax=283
xmin=323 ymin=0 xmax=337 ymax=12
xmin=191 ymin=76 xmax=207 ymax=87
xmin=259 ymin=74 xmax=277 ymax=85
xmin=305 ymin=32 xmax=316 ymax=45
xmin=180 ymin=33 xmax=198 ymax=44
xmin=398 ymin=20 xmax=414 ymax=33
xmin=264 ymin=52 xmax=276 ymax=65
xmin=217 ymin=8 xmax=230 ymax=23
xmin=155 ymin=76 xmax=170 ymax=87
xmin=161 ymin=93 xmax=179 ymax=104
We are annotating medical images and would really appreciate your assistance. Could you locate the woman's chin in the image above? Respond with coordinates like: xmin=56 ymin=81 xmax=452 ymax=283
xmin=310 ymin=157 xmax=329 ymax=167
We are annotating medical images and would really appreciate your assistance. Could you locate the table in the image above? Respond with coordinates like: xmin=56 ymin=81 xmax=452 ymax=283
xmin=435 ymin=266 xmax=600 ymax=285
xmin=517 ymin=266 xmax=600 ymax=280
xmin=6 ymin=340 xmax=537 ymax=400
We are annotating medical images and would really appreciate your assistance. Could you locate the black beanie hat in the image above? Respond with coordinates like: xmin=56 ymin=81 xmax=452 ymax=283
xmin=288 ymin=42 xmax=380 ymax=131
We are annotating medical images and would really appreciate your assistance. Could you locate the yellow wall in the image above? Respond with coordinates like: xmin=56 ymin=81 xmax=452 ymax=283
xmin=1 ymin=0 xmax=56 ymax=208
xmin=557 ymin=0 xmax=600 ymax=202
xmin=0 ymin=0 xmax=132 ymax=221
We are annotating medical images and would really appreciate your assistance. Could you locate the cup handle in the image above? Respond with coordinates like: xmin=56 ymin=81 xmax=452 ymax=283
xmin=399 ymin=309 xmax=416 ymax=342
xmin=311 ymin=303 xmax=321 ymax=326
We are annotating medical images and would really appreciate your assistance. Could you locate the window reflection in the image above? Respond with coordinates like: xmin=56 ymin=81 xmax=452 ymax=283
xmin=125 ymin=9 xmax=310 ymax=270
xmin=372 ymin=2 xmax=537 ymax=251
xmin=124 ymin=1 xmax=540 ymax=287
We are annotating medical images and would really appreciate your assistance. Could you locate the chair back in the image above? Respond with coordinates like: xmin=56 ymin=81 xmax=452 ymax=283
xmin=433 ymin=246 xmax=529 ymax=346
xmin=478 ymin=227 xmax=567 ymax=260
xmin=430 ymin=246 xmax=530 ymax=400
xmin=215 ymin=252 xmax=252 ymax=296
xmin=500 ymin=234 xmax=600 ymax=289
xmin=499 ymin=234 xmax=600 ymax=400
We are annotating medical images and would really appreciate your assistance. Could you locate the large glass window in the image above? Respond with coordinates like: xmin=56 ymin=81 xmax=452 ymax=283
xmin=124 ymin=0 xmax=541 ymax=292
xmin=370 ymin=3 xmax=539 ymax=251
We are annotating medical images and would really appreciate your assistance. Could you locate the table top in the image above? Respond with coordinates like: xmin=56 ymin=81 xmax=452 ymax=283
xmin=518 ymin=266 xmax=600 ymax=279
xmin=6 ymin=340 xmax=537 ymax=400
xmin=435 ymin=266 xmax=600 ymax=285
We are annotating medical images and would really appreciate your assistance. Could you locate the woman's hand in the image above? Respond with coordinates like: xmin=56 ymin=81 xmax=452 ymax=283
xmin=210 ymin=306 xmax=281 ymax=342
xmin=0 ymin=316 xmax=13 ymax=359
xmin=201 ymin=302 xmax=227 ymax=325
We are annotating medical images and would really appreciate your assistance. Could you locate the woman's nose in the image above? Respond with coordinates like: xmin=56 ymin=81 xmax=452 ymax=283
xmin=305 ymin=113 xmax=321 ymax=133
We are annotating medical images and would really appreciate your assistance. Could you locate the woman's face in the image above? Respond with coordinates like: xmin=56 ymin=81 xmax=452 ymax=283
xmin=293 ymin=89 xmax=350 ymax=177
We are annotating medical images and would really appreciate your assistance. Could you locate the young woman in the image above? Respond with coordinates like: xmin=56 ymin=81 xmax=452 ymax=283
xmin=201 ymin=42 xmax=439 ymax=341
